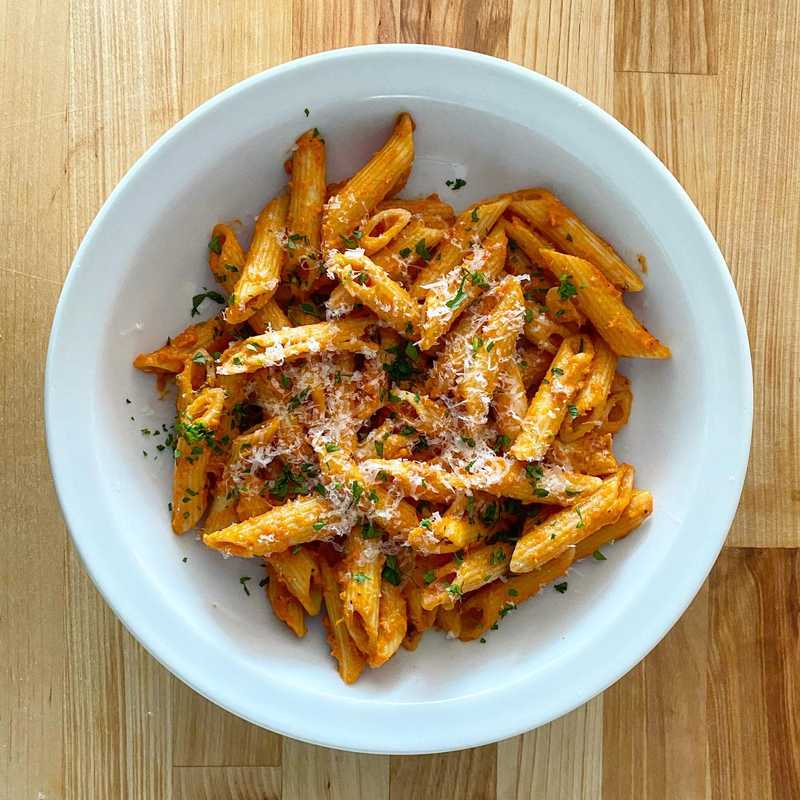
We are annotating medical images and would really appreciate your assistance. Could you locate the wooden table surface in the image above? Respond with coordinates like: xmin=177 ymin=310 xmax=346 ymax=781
xmin=2 ymin=1 xmax=798 ymax=798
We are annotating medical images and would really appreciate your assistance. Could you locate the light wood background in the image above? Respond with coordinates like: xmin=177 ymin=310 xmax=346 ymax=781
xmin=2 ymin=1 xmax=798 ymax=798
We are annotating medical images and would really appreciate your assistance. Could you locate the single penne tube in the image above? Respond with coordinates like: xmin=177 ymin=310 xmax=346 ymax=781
xmin=362 ymin=458 xmax=468 ymax=503
xmin=322 ymin=113 xmax=415 ymax=250
xmin=267 ymin=546 xmax=322 ymax=615
xmin=206 ymin=373 xmax=250 ymax=478
xmin=510 ymin=335 xmax=594 ymax=461
xmin=376 ymin=193 xmax=455 ymax=224
xmin=457 ymin=550 xmax=575 ymax=641
xmin=266 ymin=563 xmax=307 ymax=637
xmin=341 ymin=536 xmax=384 ymax=655
xmin=457 ymin=274 xmax=525 ymax=421
xmin=474 ymin=460 xmax=602 ymax=505
xmin=217 ymin=316 xmax=377 ymax=374
xmin=202 ymin=496 xmax=337 ymax=557
xmin=548 ymin=432 xmax=618 ymax=476
xmin=320 ymin=558 xmax=366 ymax=684
xmin=411 ymin=197 xmax=510 ymax=299
xmin=403 ymin=558 xmax=438 ymax=650
xmin=368 ymin=580 xmax=407 ymax=668
xmin=372 ymin=219 xmax=448 ymax=280
xmin=172 ymin=387 xmax=226 ymax=534
xmin=359 ymin=208 xmax=412 ymax=255
xmin=133 ymin=317 xmax=229 ymax=374
xmin=208 ymin=223 xmax=245 ymax=291
xmin=510 ymin=192 xmax=644 ymax=291
xmin=419 ymin=227 xmax=508 ymax=350
xmin=326 ymin=250 xmax=421 ymax=338
xmin=510 ymin=464 xmax=634 ymax=572
xmin=574 ymin=335 xmax=617 ymax=414
xmin=285 ymin=128 xmax=326 ymax=290
xmin=248 ymin=298 xmax=291 ymax=333
xmin=573 ymin=489 xmax=653 ymax=559
xmin=425 ymin=298 xmax=489 ymax=397
xmin=225 ymin=193 xmax=289 ymax=323
xmin=319 ymin=452 xmax=420 ymax=537
xmin=539 ymin=249 xmax=670 ymax=358
xmin=421 ymin=542 xmax=514 ymax=610
xmin=493 ymin=359 xmax=529 ymax=441
xmin=501 ymin=215 xmax=553 ymax=271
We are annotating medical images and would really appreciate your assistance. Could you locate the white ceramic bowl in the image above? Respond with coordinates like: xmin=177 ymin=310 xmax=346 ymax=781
xmin=46 ymin=45 xmax=752 ymax=754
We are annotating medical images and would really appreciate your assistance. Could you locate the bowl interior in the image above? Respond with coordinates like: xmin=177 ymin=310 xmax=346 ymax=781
xmin=48 ymin=46 xmax=750 ymax=753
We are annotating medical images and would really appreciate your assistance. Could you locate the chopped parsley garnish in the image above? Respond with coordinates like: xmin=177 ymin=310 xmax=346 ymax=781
xmin=508 ymin=587 xmax=519 ymax=597
xmin=208 ymin=234 xmax=222 ymax=255
xmin=340 ymin=229 xmax=363 ymax=248
xmin=399 ymin=424 xmax=417 ymax=436
xmin=304 ymin=107 xmax=310 ymax=117
xmin=471 ymin=336 xmax=483 ymax=353
xmin=415 ymin=239 xmax=432 ymax=261
xmin=239 ymin=576 xmax=251 ymax=596
xmin=374 ymin=439 xmax=385 ymax=458
xmin=349 ymin=481 xmax=364 ymax=506
xmin=554 ymin=582 xmax=568 ymax=594
xmin=420 ymin=517 xmax=433 ymax=530
xmin=481 ymin=503 xmax=498 ymax=525
xmin=382 ymin=555 xmax=402 ymax=586
xmin=423 ymin=570 xmax=436 ymax=585
xmin=191 ymin=351 xmax=207 ymax=365
xmin=558 ymin=273 xmax=578 ymax=301
xmin=362 ymin=520 xmax=382 ymax=539
xmin=312 ymin=127 xmax=322 ymax=138
xmin=575 ymin=507 xmax=585 ymax=529
xmin=190 ymin=288 xmax=226 ymax=317
xmin=280 ymin=374 xmax=292 ymax=389
xmin=398 ymin=247 xmax=412 ymax=258
xmin=445 ymin=178 xmax=467 ymax=190
xmin=524 ymin=308 xmax=534 ymax=323
xmin=404 ymin=342 xmax=419 ymax=361
xmin=299 ymin=301 xmax=322 ymax=319
xmin=288 ymin=233 xmax=310 ymax=250
xmin=470 ymin=271 xmax=488 ymax=288
xmin=551 ymin=367 xmax=564 ymax=376
xmin=489 ymin=547 xmax=506 ymax=565
xmin=460 ymin=435 xmax=476 ymax=448
xmin=325 ymin=442 xmax=340 ymax=452
xmin=259 ymin=577 xmax=268 ymax=588
xmin=445 ymin=273 xmax=469 ymax=309
xmin=382 ymin=343 xmax=419 ymax=382
xmin=313 ymin=521 xmax=326 ymax=531
xmin=567 ymin=404 xmax=579 ymax=419
xmin=352 ymin=572 xmax=369 ymax=584
xmin=593 ymin=549 xmax=607 ymax=561
xmin=446 ymin=582 xmax=463 ymax=598
xmin=470 ymin=208 xmax=479 ymax=222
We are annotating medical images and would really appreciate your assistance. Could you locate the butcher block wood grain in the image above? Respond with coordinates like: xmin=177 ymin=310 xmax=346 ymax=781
xmin=1 ymin=0 xmax=797 ymax=798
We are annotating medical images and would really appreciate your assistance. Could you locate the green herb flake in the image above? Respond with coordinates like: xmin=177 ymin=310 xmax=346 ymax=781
xmin=557 ymin=273 xmax=578 ymax=302
xmin=423 ymin=570 xmax=436 ymax=585
xmin=239 ymin=576 xmax=252 ymax=596
xmin=208 ymin=234 xmax=222 ymax=255
xmin=554 ymin=581 xmax=568 ymax=594
xmin=593 ymin=549 xmax=607 ymax=561
xmin=415 ymin=239 xmax=433 ymax=261
xmin=382 ymin=555 xmax=402 ymax=586
xmin=445 ymin=178 xmax=467 ymax=190
xmin=191 ymin=288 xmax=226 ymax=317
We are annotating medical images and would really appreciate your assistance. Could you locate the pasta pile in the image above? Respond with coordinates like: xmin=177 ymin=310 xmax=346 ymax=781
xmin=134 ymin=113 xmax=669 ymax=683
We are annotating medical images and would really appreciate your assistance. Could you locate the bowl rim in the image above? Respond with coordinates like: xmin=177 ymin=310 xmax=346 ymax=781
xmin=46 ymin=43 xmax=753 ymax=754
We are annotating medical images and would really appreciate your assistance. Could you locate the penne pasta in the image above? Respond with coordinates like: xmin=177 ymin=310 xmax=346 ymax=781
xmin=539 ymin=249 xmax=670 ymax=358
xmin=320 ymin=558 xmax=366 ymax=684
xmin=510 ymin=335 xmax=594 ymax=461
xmin=136 ymin=116 xmax=669 ymax=683
xmin=322 ymin=113 xmax=415 ymax=251
xmin=217 ymin=316 xmax=377 ymax=374
xmin=326 ymin=250 xmax=422 ymax=338
xmin=510 ymin=465 xmax=634 ymax=572
xmin=510 ymin=191 xmax=644 ymax=291
xmin=285 ymin=128 xmax=326 ymax=291
xmin=456 ymin=274 xmax=525 ymax=422
xmin=225 ymin=193 xmax=289 ymax=323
